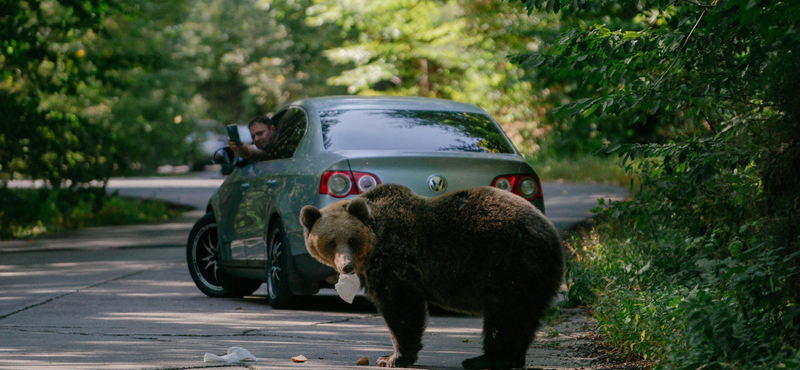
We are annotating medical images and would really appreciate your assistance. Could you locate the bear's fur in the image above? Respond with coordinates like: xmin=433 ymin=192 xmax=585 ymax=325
xmin=300 ymin=184 xmax=563 ymax=369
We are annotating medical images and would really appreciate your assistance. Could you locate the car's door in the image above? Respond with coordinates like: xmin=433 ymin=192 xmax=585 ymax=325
xmin=217 ymin=110 xmax=288 ymax=267
xmin=216 ymin=165 xmax=253 ymax=268
xmin=235 ymin=108 xmax=309 ymax=268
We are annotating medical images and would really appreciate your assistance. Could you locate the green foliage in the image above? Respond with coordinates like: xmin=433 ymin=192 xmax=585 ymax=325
xmin=512 ymin=0 xmax=800 ymax=124
xmin=1 ymin=0 xmax=119 ymax=185
xmin=0 ymin=187 xmax=188 ymax=239
xmin=95 ymin=0 xmax=348 ymax=173
xmin=92 ymin=195 xmax=190 ymax=226
xmin=1 ymin=0 xmax=350 ymax=182
xmin=569 ymin=219 xmax=800 ymax=368
xmin=307 ymin=0 xmax=559 ymax=153
xmin=513 ymin=0 xmax=800 ymax=367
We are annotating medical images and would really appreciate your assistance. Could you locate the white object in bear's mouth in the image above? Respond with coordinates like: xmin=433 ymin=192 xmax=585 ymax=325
xmin=335 ymin=273 xmax=360 ymax=303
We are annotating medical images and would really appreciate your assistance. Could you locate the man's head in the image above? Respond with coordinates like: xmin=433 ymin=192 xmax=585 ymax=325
xmin=247 ymin=115 xmax=277 ymax=151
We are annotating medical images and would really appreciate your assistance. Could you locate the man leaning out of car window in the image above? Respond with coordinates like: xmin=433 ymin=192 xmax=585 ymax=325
xmin=228 ymin=115 xmax=279 ymax=161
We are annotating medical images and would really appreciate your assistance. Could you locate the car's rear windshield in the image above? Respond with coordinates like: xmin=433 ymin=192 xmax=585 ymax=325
xmin=319 ymin=109 xmax=515 ymax=153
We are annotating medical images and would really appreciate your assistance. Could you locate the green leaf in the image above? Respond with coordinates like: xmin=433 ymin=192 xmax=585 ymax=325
xmin=728 ymin=238 xmax=743 ymax=256
xmin=584 ymin=103 xmax=600 ymax=117
xmin=623 ymin=31 xmax=639 ymax=40
xmin=546 ymin=0 xmax=556 ymax=13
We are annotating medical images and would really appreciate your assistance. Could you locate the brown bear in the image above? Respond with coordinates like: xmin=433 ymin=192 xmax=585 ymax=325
xmin=299 ymin=183 xmax=563 ymax=369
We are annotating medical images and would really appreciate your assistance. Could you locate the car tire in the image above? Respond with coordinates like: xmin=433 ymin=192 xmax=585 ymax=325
xmin=266 ymin=221 xmax=301 ymax=308
xmin=187 ymin=213 xmax=261 ymax=298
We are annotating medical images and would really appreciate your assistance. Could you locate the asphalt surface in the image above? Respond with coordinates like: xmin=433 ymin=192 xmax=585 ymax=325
xmin=0 ymin=174 xmax=629 ymax=370
xmin=0 ymin=247 xmax=610 ymax=370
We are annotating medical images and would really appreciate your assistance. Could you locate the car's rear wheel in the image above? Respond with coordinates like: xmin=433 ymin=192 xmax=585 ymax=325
xmin=266 ymin=221 xmax=301 ymax=308
xmin=187 ymin=213 xmax=261 ymax=298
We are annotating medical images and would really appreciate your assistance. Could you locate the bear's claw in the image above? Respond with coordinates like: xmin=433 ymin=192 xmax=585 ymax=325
xmin=376 ymin=353 xmax=417 ymax=368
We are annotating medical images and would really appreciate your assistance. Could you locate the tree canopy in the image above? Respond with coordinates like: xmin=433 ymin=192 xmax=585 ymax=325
xmin=2 ymin=0 xmax=565 ymax=185
xmin=1 ymin=0 xmax=118 ymax=186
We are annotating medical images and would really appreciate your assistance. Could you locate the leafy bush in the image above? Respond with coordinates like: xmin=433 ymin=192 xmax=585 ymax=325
xmin=564 ymin=132 xmax=800 ymax=368
xmin=510 ymin=0 xmax=800 ymax=367
xmin=0 ymin=187 xmax=188 ymax=239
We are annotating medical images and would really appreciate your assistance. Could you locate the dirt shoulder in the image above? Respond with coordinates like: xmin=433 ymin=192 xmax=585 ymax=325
xmin=527 ymin=307 xmax=643 ymax=370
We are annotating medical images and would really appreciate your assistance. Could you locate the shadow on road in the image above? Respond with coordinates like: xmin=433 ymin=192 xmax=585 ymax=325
xmin=241 ymin=291 xmax=472 ymax=318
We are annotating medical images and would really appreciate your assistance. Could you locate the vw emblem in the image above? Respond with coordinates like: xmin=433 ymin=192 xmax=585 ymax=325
xmin=427 ymin=175 xmax=447 ymax=194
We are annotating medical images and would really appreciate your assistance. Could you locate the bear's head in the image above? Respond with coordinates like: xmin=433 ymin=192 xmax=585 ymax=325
xmin=299 ymin=198 xmax=375 ymax=275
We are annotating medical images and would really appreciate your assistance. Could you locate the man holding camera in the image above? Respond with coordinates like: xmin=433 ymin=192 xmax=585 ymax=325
xmin=227 ymin=115 xmax=278 ymax=161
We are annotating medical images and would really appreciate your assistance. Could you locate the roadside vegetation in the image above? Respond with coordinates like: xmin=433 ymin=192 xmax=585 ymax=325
xmin=528 ymin=155 xmax=629 ymax=185
xmin=0 ymin=188 xmax=190 ymax=240
xmin=3 ymin=0 xmax=799 ymax=367
xmin=514 ymin=0 xmax=800 ymax=368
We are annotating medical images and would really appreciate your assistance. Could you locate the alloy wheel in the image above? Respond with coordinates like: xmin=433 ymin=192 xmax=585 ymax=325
xmin=192 ymin=223 xmax=223 ymax=292
xmin=267 ymin=227 xmax=283 ymax=299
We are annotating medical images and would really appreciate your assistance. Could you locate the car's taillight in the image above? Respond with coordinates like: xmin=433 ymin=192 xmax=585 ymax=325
xmin=491 ymin=174 xmax=543 ymax=200
xmin=320 ymin=171 xmax=381 ymax=198
xmin=322 ymin=171 xmax=353 ymax=197
xmin=354 ymin=172 xmax=379 ymax=193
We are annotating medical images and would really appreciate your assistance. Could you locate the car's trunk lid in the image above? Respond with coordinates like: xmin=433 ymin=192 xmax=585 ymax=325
xmin=339 ymin=151 xmax=531 ymax=197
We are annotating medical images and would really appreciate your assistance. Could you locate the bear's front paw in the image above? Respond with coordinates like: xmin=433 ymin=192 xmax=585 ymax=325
xmin=376 ymin=352 xmax=417 ymax=368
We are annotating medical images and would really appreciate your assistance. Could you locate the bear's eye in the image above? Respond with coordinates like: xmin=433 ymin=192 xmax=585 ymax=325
xmin=348 ymin=237 xmax=355 ymax=245
xmin=328 ymin=240 xmax=336 ymax=248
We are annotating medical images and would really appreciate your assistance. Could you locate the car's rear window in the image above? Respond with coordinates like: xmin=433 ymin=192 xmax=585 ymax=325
xmin=319 ymin=109 xmax=515 ymax=153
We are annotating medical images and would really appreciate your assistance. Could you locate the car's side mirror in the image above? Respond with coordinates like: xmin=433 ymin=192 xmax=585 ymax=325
xmin=213 ymin=147 xmax=236 ymax=165
xmin=213 ymin=148 xmax=250 ymax=173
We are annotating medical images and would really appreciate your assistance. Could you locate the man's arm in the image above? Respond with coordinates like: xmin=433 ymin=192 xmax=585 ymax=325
xmin=227 ymin=137 xmax=257 ymax=159
xmin=227 ymin=138 xmax=270 ymax=161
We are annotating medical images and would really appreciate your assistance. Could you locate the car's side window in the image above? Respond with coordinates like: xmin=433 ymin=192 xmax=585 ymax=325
xmin=269 ymin=110 xmax=288 ymax=127
xmin=271 ymin=108 xmax=307 ymax=160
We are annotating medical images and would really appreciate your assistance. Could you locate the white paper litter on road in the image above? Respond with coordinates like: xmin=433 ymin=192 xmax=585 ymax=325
xmin=203 ymin=346 xmax=259 ymax=363
xmin=335 ymin=273 xmax=360 ymax=304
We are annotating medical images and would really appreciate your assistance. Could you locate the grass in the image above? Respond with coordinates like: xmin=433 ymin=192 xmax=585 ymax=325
xmin=526 ymin=154 xmax=630 ymax=185
xmin=89 ymin=196 xmax=192 ymax=227
xmin=0 ymin=188 xmax=192 ymax=240
xmin=93 ymin=196 xmax=192 ymax=227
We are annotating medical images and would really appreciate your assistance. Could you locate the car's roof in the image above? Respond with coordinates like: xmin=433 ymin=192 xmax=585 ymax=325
xmin=287 ymin=96 xmax=488 ymax=114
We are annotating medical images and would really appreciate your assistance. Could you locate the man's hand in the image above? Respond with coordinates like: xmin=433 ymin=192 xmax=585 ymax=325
xmin=228 ymin=137 xmax=254 ymax=159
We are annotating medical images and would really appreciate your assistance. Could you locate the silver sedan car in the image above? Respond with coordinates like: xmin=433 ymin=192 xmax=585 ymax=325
xmin=187 ymin=96 xmax=545 ymax=308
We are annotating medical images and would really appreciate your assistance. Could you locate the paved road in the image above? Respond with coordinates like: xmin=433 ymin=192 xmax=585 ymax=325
xmin=0 ymin=245 xmax=607 ymax=370
xmin=0 ymin=175 xmax=628 ymax=369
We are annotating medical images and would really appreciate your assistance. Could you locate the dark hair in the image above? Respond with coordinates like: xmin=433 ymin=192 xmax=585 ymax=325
xmin=247 ymin=115 xmax=275 ymax=128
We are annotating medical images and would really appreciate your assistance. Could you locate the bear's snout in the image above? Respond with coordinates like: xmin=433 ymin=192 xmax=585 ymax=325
xmin=334 ymin=245 xmax=355 ymax=274
xmin=341 ymin=261 xmax=354 ymax=274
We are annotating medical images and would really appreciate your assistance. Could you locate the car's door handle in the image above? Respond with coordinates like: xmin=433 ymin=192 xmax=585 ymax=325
xmin=240 ymin=183 xmax=250 ymax=194
xmin=266 ymin=179 xmax=278 ymax=189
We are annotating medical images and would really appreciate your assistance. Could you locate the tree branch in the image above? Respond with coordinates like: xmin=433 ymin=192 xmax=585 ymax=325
xmin=696 ymin=105 xmax=719 ymax=135
xmin=623 ymin=9 xmax=708 ymax=115
xmin=680 ymin=0 xmax=717 ymax=8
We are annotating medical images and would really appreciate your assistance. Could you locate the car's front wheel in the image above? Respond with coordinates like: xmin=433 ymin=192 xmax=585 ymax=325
xmin=266 ymin=221 xmax=302 ymax=308
xmin=187 ymin=213 xmax=261 ymax=298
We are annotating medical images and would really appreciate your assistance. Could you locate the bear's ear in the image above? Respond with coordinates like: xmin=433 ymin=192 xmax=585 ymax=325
xmin=347 ymin=198 xmax=371 ymax=222
xmin=300 ymin=206 xmax=322 ymax=229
